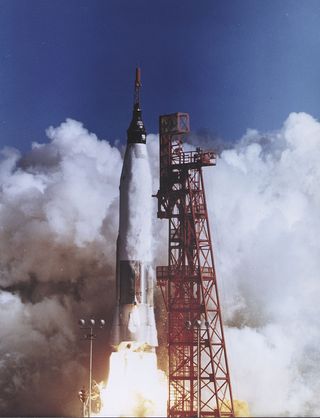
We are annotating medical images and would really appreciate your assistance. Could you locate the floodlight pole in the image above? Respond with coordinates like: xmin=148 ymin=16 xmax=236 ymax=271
xmin=79 ymin=319 xmax=105 ymax=418
xmin=88 ymin=326 xmax=93 ymax=418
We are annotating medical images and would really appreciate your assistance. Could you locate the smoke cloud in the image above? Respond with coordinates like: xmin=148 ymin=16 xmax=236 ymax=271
xmin=203 ymin=112 xmax=320 ymax=416
xmin=0 ymin=112 xmax=319 ymax=416
xmin=0 ymin=119 xmax=122 ymax=415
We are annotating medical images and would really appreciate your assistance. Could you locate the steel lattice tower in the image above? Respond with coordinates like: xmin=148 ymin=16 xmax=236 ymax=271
xmin=156 ymin=113 xmax=234 ymax=417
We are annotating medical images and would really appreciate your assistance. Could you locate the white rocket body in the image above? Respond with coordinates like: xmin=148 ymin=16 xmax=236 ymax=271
xmin=110 ymin=69 xmax=158 ymax=348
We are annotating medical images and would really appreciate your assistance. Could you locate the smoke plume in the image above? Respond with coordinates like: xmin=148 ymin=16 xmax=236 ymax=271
xmin=203 ymin=112 xmax=320 ymax=416
xmin=0 ymin=119 xmax=122 ymax=415
xmin=0 ymin=113 xmax=319 ymax=416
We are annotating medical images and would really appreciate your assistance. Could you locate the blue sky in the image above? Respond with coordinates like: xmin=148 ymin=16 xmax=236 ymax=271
xmin=0 ymin=0 xmax=320 ymax=150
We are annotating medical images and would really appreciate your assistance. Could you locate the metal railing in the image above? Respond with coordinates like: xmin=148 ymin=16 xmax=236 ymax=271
xmin=171 ymin=150 xmax=216 ymax=166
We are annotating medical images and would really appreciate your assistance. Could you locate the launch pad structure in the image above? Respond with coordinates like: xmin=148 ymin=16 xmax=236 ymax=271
xmin=156 ymin=113 xmax=234 ymax=417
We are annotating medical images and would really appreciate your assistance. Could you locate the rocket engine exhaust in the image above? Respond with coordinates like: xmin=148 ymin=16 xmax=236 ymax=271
xmin=110 ymin=68 xmax=158 ymax=349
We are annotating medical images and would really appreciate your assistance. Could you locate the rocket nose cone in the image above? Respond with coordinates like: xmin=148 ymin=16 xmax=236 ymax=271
xmin=127 ymin=103 xmax=147 ymax=144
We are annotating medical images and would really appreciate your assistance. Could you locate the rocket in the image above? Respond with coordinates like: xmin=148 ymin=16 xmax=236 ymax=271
xmin=110 ymin=68 xmax=158 ymax=349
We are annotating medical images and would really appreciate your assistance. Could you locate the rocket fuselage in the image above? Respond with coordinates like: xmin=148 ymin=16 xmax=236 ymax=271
xmin=111 ymin=69 xmax=157 ymax=348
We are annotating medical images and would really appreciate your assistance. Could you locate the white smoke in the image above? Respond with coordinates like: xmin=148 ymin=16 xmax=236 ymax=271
xmin=0 ymin=112 xmax=319 ymax=416
xmin=0 ymin=119 xmax=122 ymax=415
xmin=202 ymin=112 xmax=320 ymax=416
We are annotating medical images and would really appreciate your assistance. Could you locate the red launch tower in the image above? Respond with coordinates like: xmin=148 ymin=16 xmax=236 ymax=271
xmin=156 ymin=113 xmax=234 ymax=417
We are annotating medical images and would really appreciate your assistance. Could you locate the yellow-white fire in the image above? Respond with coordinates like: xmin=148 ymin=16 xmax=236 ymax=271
xmin=96 ymin=343 xmax=167 ymax=417
xmin=94 ymin=343 xmax=249 ymax=417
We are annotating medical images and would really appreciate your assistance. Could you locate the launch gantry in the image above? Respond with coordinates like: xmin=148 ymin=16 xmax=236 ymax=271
xmin=156 ymin=113 xmax=234 ymax=417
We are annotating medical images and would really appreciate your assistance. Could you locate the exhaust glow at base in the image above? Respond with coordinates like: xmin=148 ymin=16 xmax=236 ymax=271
xmin=97 ymin=345 xmax=167 ymax=417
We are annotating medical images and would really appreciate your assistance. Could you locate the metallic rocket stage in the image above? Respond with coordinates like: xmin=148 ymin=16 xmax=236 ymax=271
xmin=110 ymin=69 xmax=158 ymax=348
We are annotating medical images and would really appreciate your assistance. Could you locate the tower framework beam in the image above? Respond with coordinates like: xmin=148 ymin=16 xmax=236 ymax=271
xmin=156 ymin=113 xmax=234 ymax=417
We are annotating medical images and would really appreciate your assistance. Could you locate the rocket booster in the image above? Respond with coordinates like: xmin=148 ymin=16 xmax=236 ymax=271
xmin=110 ymin=69 xmax=158 ymax=348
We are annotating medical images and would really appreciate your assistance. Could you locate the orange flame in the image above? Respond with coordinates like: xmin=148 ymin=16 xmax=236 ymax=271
xmin=95 ymin=343 xmax=249 ymax=417
xmin=96 ymin=343 xmax=167 ymax=417
xmin=234 ymin=399 xmax=251 ymax=417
